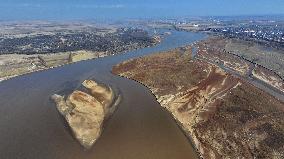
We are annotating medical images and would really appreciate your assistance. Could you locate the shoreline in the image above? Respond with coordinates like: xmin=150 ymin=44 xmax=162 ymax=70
xmin=113 ymin=64 xmax=284 ymax=159
xmin=113 ymin=74 xmax=202 ymax=159
xmin=111 ymin=45 xmax=284 ymax=158
xmin=0 ymin=56 xmax=97 ymax=83
xmin=0 ymin=42 xmax=159 ymax=83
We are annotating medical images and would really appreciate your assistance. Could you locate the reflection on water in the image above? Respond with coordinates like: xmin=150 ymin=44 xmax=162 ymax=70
xmin=0 ymin=30 xmax=206 ymax=159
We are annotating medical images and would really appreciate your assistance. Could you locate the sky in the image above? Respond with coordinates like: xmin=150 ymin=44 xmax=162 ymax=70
xmin=0 ymin=0 xmax=284 ymax=20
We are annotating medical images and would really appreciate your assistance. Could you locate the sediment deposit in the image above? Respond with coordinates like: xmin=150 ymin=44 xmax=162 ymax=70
xmin=51 ymin=79 xmax=119 ymax=149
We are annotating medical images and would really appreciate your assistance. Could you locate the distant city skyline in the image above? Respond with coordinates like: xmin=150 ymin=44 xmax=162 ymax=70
xmin=1 ymin=0 xmax=284 ymax=20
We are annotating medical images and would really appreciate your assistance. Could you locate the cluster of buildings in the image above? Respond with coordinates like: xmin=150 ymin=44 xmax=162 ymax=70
xmin=211 ymin=24 xmax=284 ymax=45
xmin=0 ymin=28 xmax=155 ymax=55
xmin=161 ymin=17 xmax=284 ymax=47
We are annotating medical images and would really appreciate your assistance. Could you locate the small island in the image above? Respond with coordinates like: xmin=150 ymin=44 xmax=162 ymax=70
xmin=51 ymin=80 xmax=120 ymax=149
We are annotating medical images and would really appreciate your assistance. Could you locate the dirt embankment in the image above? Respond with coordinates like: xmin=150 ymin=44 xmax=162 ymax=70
xmin=51 ymin=80 xmax=120 ymax=149
xmin=195 ymin=37 xmax=251 ymax=76
xmin=252 ymin=65 xmax=284 ymax=92
xmin=112 ymin=47 xmax=284 ymax=158
xmin=0 ymin=51 xmax=105 ymax=82
xmin=195 ymin=36 xmax=284 ymax=94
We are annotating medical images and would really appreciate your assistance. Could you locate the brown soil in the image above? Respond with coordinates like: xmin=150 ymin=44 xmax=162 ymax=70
xmin=253 ymin=65 xmax=284 ymax=92
xmin=112 ymin=46 xmax=284 ymax=159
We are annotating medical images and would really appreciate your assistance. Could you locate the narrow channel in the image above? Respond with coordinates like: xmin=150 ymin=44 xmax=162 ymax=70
xmin=0 ymin=30 xmax=206 ymax=159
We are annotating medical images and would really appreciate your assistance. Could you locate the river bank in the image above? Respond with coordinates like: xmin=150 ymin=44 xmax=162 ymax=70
xmin=0 ymin=50 xmax=107 ymax=82
xmin=112 ymin=46 xmax=284 ymax=158
xmin=0 ymin=38 xmax=161 ymax=82
xmin=113 ymin=72 xmax=203 ymax=158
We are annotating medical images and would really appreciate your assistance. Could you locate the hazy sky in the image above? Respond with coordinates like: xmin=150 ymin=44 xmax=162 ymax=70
xmin=1 ymin=0 xmax=284 ymax=20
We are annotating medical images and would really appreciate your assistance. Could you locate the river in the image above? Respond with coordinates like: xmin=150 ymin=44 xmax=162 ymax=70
xmin=0 ymin=30 xmax=206 ymax=159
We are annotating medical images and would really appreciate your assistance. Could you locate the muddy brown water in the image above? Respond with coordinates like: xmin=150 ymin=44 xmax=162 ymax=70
xmin=0 ymin=30 xmax=206 ymax=159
